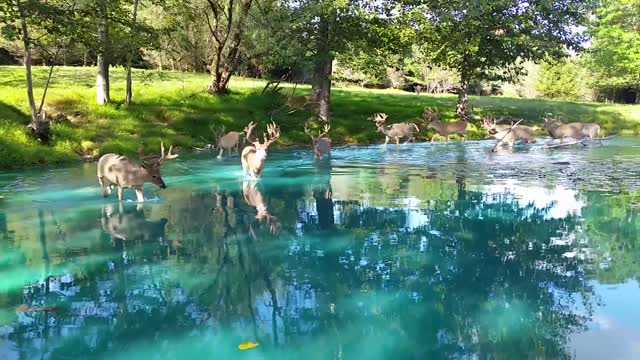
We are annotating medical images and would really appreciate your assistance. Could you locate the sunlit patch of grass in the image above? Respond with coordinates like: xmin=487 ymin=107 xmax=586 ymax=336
xmin=1 ymin=65 xmax=639 ymax=169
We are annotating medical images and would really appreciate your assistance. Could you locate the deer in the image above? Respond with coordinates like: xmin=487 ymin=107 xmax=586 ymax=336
xmin=543 ymin=116 xmax=600 ymax=143
xmin=482 ymin=117 xmax=536 ymax=148
xmin=241 ymin=122 xmax=280 ymax=178
xmin=287 ymin=96 xmax=308 ymax=112
xmin=369 ymin=113 xmax=419 ymax=145
xmin=97 ymin=142 xmax=179 ymax=202
xmin=304 ymin=123 xmax=332 ymax=159
xmin=423 ymin=107 xmax=469 ymax=142
xmin=215 ymin=121 xmax=257 ymax=159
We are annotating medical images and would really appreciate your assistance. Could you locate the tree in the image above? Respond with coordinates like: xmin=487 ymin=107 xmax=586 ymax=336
xmin=0 ymin=0 xmax=79 ymax=141
xmin=586 ymin=0 xmax=640 ymax=104
xmin=125 ymin=0 xmax=140 ymax=105
xmin=203 ymin=0 xmax=256 ymax=95
xmin=96 ymin=0 xmax=110 ymax=104
xmin=277 ymin=0 xmax=412 ymax=121
xmin=415 ymin=0 xmax=593 ymax=120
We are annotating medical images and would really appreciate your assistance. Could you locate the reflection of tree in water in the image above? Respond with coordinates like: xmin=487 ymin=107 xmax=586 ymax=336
xmin=1 ymin=184 xmax=599 ymax=359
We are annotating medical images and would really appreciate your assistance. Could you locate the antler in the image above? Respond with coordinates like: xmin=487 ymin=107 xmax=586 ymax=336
xmin=422 ymin=108 xmax=439 ymax=122
xmin=304 ymin=122 xmax=314 ymax=139
xmin=159 ymin=142 xmax=179 ymax=164
xmin=369 ymin=113 xmax=388 ymax=124
xmin=244 ymin=121 xmax=257 ymax=142
xmin=263 ymin=122 xmax=280 ymax=147
xmin=318 ymin=124 xmax=330 ymax=138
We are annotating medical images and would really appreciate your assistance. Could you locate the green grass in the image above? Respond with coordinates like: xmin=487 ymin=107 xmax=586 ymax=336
xmin=1 ymin=65 xmax=639 ymax=169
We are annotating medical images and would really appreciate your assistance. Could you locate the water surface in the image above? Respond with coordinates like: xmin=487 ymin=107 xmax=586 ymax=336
xmin=1 ymin=138 xmax=640 ymax=359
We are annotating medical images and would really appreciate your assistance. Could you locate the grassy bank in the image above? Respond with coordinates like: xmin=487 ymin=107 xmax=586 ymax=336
xmin=1 ymin=65 xmax=639 ymax=169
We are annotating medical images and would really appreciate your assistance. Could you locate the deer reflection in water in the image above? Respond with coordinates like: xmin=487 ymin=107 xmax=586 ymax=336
xmin=242 ymin=180 xmax=281 ymax=235
xmin=101 ymin=203 xmax=169 ymax=244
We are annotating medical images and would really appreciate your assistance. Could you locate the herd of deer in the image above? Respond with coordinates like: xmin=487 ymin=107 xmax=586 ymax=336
xmin=96 ymin=107 xmax=601 ymax=203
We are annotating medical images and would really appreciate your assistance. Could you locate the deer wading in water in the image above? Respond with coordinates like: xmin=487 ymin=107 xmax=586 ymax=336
xmin=214 ymin=121 xmax=257 ymax=159
xmin=423 ymin=107 xmax=469 ymax=142
xmin=97 ymin=142 xmax=178 ymax=202
xmin=543 ymin=116 xmax=601 ymax=142
xmin=240 ymin=122 xmax=281 ymax=178
xmin=369 ymin=113 xmax=419 ymax=145
xmin=304 ymin=123 xmax=332 ymax=159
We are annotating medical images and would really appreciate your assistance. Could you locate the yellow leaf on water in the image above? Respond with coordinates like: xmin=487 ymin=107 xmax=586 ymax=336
xmin=238 ymin=341 xmax=259 ymax=350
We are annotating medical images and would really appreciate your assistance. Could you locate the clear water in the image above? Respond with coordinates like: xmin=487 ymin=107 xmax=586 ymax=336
xmin=1 ymin=138 xmax=639 ymax=359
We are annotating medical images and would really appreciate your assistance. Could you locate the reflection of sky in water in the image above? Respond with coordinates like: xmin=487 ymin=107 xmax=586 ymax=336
xmin=570 ymin=281 xmax=640 ymax=360
xmin=472 ymin=180 xmax=584 ymax=219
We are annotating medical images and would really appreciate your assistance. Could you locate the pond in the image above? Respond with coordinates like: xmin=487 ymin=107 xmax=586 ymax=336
xmin=1 ymin=137 xmax=640 ymax=359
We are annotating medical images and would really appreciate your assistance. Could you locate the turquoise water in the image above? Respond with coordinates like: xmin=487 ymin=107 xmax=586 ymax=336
xmin=1 ymin=138 xmax=640 ymax=359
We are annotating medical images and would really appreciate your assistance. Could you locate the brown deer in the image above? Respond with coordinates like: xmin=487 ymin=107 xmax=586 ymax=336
xmin=215 ymin=121 xmax=257 ymax=159
xmin=287 ymin=96 xmax=308 ymax=112
xmin=369 ymin=113 xmax=419 ymax=145
xmin=97 ymin=142 xmax=178 ymax=202
xmin=423 ymin=108 xmax=469 ymax=142
xmin=482 ymin=117 xmax=536 ymax=148
xmin=304 ymin=123 xmax=332 ymax=159
xmin=241 ymin=122 xmax=281 ymax=178
xmin=543 ymin=116 xmax=600 ymax=142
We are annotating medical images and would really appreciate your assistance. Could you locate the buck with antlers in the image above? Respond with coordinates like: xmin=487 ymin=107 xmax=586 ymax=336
xmin=482 ymin=117 xmax=536 ymax=149
xmin=241 ymin=122 xmax=281 ymax=178
xmin=423 ymin=107 xmax=469 ymax=142
xmin=543 ymin=115 xmax=600 ymax=142
xmin=304 ymin=123 xmax=332 ymax=159
xmin=215 ymin=121 xmax=257 ymax=159
xmin=369 ymin=113 xmax=419 ymax=145
xmin=97 ymin=142 xmax=179 ymax=202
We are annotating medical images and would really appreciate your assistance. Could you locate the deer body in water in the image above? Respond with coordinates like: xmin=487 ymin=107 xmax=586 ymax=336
xmin=543 ymin=117 xmax=600 ymax=142
xmin=305 ymin=123 xmax=332 ymax=159
xmin=216 ymin=122 xmax=257 ymax=159
xmin=241 ymin=122 xmax=280 ymax=178
xmin=97 ymin=143 xmax=178 ymax=202
xmin=369 ymin=113 xmax=419 ymax=145
xmin=423 ymin=108 xmax=469 ymax=142
xmin=101 ymin=204 xmax=168 ymax=243
xmin=482 ymin=117 xmax=536 ymax=148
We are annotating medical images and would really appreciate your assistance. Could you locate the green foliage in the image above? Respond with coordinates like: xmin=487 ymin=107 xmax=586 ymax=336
xmin=536 ymin=59 xmax=588 ymax=101
xmin=586 ymin=0 xmax=640 ymax=89
xmin=413 ymin=0 xmax=594 ymax=84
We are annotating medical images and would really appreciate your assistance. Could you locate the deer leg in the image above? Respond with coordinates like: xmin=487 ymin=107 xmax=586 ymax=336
xmin=445 ymin=135 xmax=449 ymax=143
xmin=98 ymin=177 xmax=108 ymax=197
xmin=461 ymin=135 xmax=466 ymax=142
xmin=395 ymin=137 xmax=400 ymax=145
xmin=431 ymin=134 xmax=437 ymax=142
xmin=117 ymin=187 xmax=124 ymax=201
xmin=135 ymin=187 xmax=145 ymax=203
xmin=217 ymin=148 xmax=224 ymax=159
xmin=384 ymin=136 xmax=390 ymax=145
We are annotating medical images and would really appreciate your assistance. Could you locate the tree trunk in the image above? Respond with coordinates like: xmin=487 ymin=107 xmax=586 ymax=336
xmin=125 ymin=0 xmax=139 ymax=105
xmin=206 ymin=0 xmax=254 ymax=95
xmin=455 ymin=81 xmax=470 ymax=121
xmin=96 ymin=0 xmax=110 ymax=105
xmin=310 ymin=11 xmax=333 ymax=122
xmin=17 ymin=0 xmax=37 ymax=123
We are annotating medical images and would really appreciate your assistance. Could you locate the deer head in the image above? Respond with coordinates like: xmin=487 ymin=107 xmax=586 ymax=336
xmin=250 ymin=122 xmax=280 ymax=161
xmin=304 ymin=123 xmax=330 ymax=140
xmin=368 ymin=113 xmax=388 ymax=128
xmin=139 ymin=142 xmax=179 ymax=189
xmin=423 ymin=108 xmax=440 ymax=123
xmin=244 ymin=121 xmax=257 ymax=142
